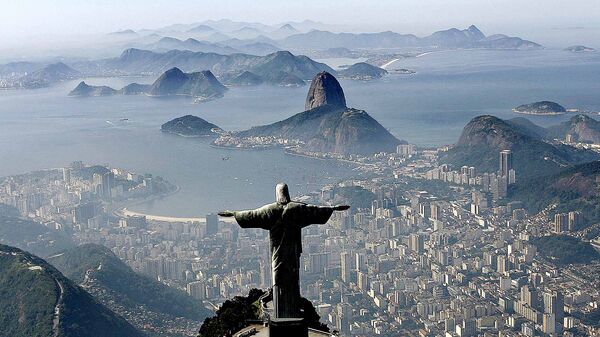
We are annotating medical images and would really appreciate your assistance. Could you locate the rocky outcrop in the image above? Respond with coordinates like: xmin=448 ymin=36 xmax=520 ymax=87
xmin=547 ymin=114 xmax=600 ymax=143
xmin=305 ymin=71 xmax=347 ymax=110
xmin=513 ymin=101 xmax=566 ymax=115
xmin=68 ymin=81 xmax=118 ymax=97
xmin=161 ymin=115 xmax=222 ymax=137
xmin=239 ymin=72 xmax=402 ymax=155
xmin=338 ymin=62 xmax=387 ymax=80
xmin=147 ymin=67 xmax=227 ymax=98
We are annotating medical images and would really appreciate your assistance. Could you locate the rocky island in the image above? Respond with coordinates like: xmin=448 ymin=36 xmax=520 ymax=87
xmin=69 ymin=81 xmax=118 ymax=97
xmin=147 ymin=67 xmax=227 ymax=100
xmin=565 ymin=45 xmax=596 ymax=53
xmin=513 ymin=101 xmax=566 ymax=115
xmin=69 ymin=67 xmax=228 ymax=101
xmin=161 ymin=115 xmax=222 ymax=137
xmin=338 ymin=62 xmax=387 ymax=80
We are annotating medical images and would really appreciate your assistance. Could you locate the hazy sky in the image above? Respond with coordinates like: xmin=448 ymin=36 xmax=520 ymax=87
xmin=1 ymin=0 xmax=599 ymax=49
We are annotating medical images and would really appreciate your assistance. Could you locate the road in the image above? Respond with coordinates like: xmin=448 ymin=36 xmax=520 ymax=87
xmin=52 ymin=277 xmax=65 ymax=337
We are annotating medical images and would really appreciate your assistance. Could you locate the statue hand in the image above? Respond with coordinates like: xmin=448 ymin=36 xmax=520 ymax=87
xmin=333 ymin=205 xmax=350 ymax=211
xmin=218 ymin=210 xmax=235 ymax=217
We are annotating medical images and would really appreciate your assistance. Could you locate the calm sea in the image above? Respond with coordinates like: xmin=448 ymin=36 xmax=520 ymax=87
xmin=1 ymin=49 xmax=599 ymax=215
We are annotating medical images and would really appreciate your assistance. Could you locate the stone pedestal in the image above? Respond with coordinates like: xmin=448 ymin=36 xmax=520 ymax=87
xmin=269 ymin=317 xmax=308 ymax=337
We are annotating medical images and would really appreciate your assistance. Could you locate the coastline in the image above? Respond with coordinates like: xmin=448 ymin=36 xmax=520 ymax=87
xmin=283 ymin=148 xmax=371 ymax=167
xmin=117 ymin=208 xmax=236 ymax=224
xmin=209 ymin=143 xmax=281 ymax=151
xmin=512 ymin=109 xmax=565 ymax=116
xmin=161 ymin=130 xmax=220 ymax=138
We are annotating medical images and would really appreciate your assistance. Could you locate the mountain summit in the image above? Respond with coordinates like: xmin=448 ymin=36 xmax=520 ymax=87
xmin=305 ymin=71 xmax=347 ymax=110
xmin=238 ymin=72 xmax=403 ymax=155
xmin=147 ymin=67 xmax=227 ymax=99
xmin=440 ymin=115 xmax=599 ymax=178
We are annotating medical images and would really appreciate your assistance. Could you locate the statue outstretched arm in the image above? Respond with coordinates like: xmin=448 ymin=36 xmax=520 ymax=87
xmin=218 ymin=204 xmax=278 ymax=230
xmin=333 ymin=205 xmax=350 ymax=211
xmin=299 ymin=204 xmax=350 ymax=227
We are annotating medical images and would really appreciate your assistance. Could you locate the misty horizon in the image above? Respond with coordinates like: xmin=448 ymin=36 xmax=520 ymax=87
xmin=1 ymin=0 xmax=600 ymax=58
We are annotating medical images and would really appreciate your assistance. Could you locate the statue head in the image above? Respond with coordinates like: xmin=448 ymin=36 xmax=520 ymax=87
xmin=276 ymin=183 xmax=291 ymax=205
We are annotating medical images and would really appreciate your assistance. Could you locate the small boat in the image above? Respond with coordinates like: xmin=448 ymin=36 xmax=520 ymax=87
xmin=222 ymin=156 xmax=230 ymax=161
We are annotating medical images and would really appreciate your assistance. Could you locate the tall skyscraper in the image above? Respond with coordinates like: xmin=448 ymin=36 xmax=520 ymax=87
xmin=206 ymin=213 xmax=218 ymax=236
xmin=521 ymin=285 xmax=540 ymax=310
xmin=340 ymin=251 xmax=353 ymax=283
xmin=62 ymin=167 xmax=71 ymax=184
xmin=355 ymin=252 xmax=367 ymax=272
xmin=499 ymin=150 xmax=513 ymax=177
xmin=568 ymin=211 xmax=580 ymax=231
xmin=497 ymin=255 xmax=508 ymax=274
xmin=554 ymin=213 xmax=569 ymax=233
xmin=409 ymin=233 xmax=424 ymax=253
xmin=543 ymin=291 xmax=564 ymax=333
xmin=93 ymin=171 xmax=114 ymax=201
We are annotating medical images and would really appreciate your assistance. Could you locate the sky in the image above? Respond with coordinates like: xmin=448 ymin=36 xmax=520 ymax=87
xmin=1 ymin=0 xmax=599 ymax=50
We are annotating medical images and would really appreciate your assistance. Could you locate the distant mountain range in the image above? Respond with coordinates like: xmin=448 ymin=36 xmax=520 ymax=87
xmin=237 ymin=71 xmax=404 ymax=155
xmin=279 ymin=25 xmax=540 ymax=51
xmin=49 ymin=243 xmax=212 ymax=336
xmin=0 ymin=23 xmax=544 ymax=91
xmin=126 ymin=21 xmax=541 ymax=53
xmin=147 ymin=36 xmax=239 ymax=54
xmin=3 ymin=62 xmax=80 ymax=89
xmin=440 ymin=115 xmax=600 ymax=179
xmin=70 ymin=49 xmax=334 ymax=87
xmin=0 ymin=244 xmax=143 ymax=337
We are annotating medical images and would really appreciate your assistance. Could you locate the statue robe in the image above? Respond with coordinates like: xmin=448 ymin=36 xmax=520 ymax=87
xmin=234 ymin=201 xmax=334 ymax=318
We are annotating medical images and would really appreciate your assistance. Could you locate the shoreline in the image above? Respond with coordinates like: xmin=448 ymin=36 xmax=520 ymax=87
xmin=116 ymin=208 xmax=236 ymax=224
xmin=283 ymin=148 xmax=372 ymax=167
xmin=209 ymin=143 xmax=282 ymax=151
xmin=512 ymin=109 xmax=565 ymax=116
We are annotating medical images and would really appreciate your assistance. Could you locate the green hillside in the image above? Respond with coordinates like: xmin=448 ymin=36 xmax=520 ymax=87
xmin=49 ymin=244 xmax=211 ymax=321
xmin=0 ymin=244 xmax=143 ymax=337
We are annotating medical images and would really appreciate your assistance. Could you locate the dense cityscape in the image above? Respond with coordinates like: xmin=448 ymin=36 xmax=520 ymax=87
xmin=2 ymin=137 xmax=599 ymax=337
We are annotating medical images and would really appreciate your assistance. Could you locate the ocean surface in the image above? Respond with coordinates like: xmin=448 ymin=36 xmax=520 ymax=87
xmin=1 ymin=49 xmax=599 ymax=216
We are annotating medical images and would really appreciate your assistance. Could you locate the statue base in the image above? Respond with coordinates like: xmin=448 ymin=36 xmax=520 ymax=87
xmin=269 ymin=317 xmax=308 ymax=337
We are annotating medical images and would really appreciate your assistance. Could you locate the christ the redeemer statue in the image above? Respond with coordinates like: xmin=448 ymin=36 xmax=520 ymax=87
xmin=219 ymin=183 xmax=349 ymax=319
